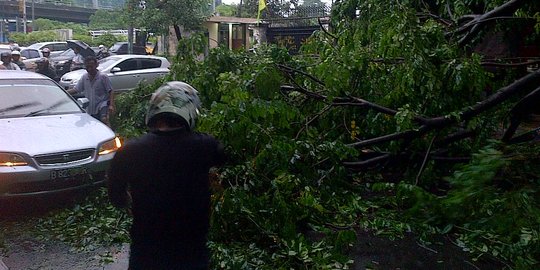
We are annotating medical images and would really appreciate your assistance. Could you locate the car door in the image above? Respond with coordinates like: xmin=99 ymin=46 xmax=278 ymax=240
xmin=109 ymin=58 xmax=140 ymax=92
xmin=138 ymin=58 xmax=169 ymax=84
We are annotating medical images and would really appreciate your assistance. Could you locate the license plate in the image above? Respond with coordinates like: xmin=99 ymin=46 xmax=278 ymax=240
xmin=50 ymin=167 xmax=88 ymax=180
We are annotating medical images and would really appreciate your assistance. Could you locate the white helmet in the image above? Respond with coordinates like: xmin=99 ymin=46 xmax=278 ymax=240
xmin=145 ymin=81 xmax=201 ymax=130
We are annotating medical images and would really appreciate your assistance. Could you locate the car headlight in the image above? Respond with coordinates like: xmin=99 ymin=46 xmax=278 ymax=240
xmin=0 ymin=153 xmax=28 ymax=167
xmin=98 ymin=137 xmax=122 ymax=155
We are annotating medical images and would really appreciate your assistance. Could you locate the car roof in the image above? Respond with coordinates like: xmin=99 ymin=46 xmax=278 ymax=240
xmin=110 ymin=54 xmax=166 ymax=59
xmin=27 ymin=42 xmax=67 ymax=49
xmin=0 ymin=70 xmax=52 ymax=80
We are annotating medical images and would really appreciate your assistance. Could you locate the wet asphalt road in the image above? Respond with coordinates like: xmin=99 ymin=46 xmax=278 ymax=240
xmin=0 ymin=193 xmax=129 ymax=270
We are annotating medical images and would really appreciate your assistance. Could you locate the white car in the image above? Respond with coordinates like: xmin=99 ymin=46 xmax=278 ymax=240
xmin=0 ymin=71 xmax=121 ymax=198
xmin=60 ymin=55 xmax=170 ymax=93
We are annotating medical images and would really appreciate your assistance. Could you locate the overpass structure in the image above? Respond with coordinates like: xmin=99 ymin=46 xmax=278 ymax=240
xmin=0 ymin=0 xmax=125 ymax=24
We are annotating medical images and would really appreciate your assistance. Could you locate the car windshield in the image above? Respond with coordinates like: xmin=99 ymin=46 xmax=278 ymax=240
xmin=0 ymin=79 xmax=82 ymax=118
xmin=98 ymin=56 xmax=122 ymax=70
xmin=27 ymin=43 xmax=46 ymax=49
xmin=57 ymin=48 xmax=75 ymax=57
xmin=110 ymin=43 xmax=124 ymax=51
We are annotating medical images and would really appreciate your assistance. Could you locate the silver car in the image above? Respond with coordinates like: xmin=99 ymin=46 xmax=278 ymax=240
xmin=60 ymin=55 xmax=170 ymax=93
xmin=0 ymin=71 xmax=121 ymax=198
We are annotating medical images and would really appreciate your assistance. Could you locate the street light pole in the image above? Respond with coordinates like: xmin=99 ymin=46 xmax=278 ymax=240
xmin=22 ymin=0 xmax=26 ymax=33
xmin=31 ymin=0 xmax=34 ymax=31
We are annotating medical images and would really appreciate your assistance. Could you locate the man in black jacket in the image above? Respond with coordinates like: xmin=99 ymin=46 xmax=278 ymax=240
xmin=108 ymin=81 xmax=225 ymax=270
xmin=35 ymin=58 xmax=58 ymax=81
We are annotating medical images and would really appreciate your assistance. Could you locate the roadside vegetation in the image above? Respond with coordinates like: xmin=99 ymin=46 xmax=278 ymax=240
xmin=7 ymin=0 xmax=540 ymax=269
xmin=9 ymin=14 xmax=127 ymax=47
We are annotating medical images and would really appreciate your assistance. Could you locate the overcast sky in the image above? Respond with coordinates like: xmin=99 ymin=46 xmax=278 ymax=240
xmin=221 ymin=0 xmax=333 ymax=5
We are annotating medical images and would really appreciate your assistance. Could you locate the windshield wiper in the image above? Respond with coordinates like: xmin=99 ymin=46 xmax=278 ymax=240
xmin=25 ymin=100 xmax=70 ymax=117
xmin=0 ymin=102 xmax=41 ymax=115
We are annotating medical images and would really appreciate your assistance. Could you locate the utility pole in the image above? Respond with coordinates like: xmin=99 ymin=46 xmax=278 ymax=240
xmin=18 ymin=0 xmax=26 ymax=33
xmin=127 ymin=0 xmax=134 ymax=54
xmin=31 ymin=0 xmax=34 ymax=31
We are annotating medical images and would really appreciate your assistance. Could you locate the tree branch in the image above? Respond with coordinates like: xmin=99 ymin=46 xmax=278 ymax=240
xmin=318 ymin=17 xmax=338 ymax=41
xmin=457 ymin=0 xmax=528 ymax=46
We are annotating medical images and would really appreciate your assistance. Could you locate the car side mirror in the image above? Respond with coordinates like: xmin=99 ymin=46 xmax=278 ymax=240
xmin=77 ymin=97 xmax=89 ymax=109
xmin=111 ymin=67 xmax=121 ymax=73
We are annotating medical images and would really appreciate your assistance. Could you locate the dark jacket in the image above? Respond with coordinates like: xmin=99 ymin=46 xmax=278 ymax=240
xmin=37 ymin=66 xmax=58 ymax=81
xmin=108 ymin=129 xmax=225 ymax=269
xmin=14 ymin=60 xmax=25 ymax=70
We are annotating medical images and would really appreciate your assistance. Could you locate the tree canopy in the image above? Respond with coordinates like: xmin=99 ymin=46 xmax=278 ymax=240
xmin=111 ymin=0 xmax=540 ymax=268
xmin=124 ymin=0 xmax=212 ymax=39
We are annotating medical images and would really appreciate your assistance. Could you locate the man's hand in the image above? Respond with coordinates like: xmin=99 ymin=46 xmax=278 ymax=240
xmin=109 ymin=105 xmax=116 ymax=115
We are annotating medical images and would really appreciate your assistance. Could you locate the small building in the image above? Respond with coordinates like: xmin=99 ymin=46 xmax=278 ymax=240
xmin=204 ymin=16 xmax=267 ymax=51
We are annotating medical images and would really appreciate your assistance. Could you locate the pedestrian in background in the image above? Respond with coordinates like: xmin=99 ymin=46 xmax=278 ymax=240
xmin=0 ymin=52 xmax=20 ymax=70
xmin=68 ymin=56 xmax=115 ymax=125
xmin=70 ymin=46 xmax=84 ymax=71
xmin=35 ymin=58 xmax=57 ymax=81
xmin=11 ymin=51 xmax=25 ymax=70
xmin=42 ymin=48 xmax=51 ymax=58
xmin=96 ymin=44 xmax=110 ymax=60
xmin=108 ymin=81 xmax=225 ymax=270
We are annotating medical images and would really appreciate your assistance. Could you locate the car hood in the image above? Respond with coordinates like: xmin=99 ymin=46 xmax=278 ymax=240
xmin=0 ymin=113 xmax=115 ymax=156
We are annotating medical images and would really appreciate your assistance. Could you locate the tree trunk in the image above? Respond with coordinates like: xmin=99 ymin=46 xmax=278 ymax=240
xmin=174 ymin=24 xmax=182 ymax=41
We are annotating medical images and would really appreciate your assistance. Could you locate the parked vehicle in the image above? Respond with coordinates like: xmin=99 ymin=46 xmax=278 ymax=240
xmin=0 ymin=44 xmax=12 ymax=54
xmin=25 ymin=42 xmax=68 ymax=58
xmin=49 ymin=48 xmax=76 ymax=79
xmin=109 ymin=42 xmax=147 ymax=55
xmin=60 ymin=55 xmax=170 ymax=93
xmin=22 ymin=42 xmax=69 ymax=71
xmin=0 ymin=71 xmax=120 ymax=198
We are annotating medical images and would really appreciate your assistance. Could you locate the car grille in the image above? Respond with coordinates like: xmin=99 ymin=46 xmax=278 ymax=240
xmin=34 ymin=149 xmax=95 ymax=166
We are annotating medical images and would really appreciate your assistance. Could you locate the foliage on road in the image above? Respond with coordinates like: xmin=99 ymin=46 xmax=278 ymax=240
xmin=35 ymin=189 xmax=131 ymax=252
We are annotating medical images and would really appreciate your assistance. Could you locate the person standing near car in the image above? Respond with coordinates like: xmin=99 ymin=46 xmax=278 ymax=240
xmin=0 ymin=52 xmax=21 ymax=70
xmin=67 ymin=56 xmax=115 ymax=125
xmin=96 ymin=44 xmax=110 ymax=60
xmin=70 ymin=46 xmax=84 ymax=71
xmin=108 ymin=81 xmax=226 ymax=270
xmin=10 ymin=50 xmax=26 ymax=70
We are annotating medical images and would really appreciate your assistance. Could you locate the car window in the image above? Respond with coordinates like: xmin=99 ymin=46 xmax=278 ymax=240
xmin=98 ymin=56 xmax=122 ymax=70
xmin=27 ymin=43 xmax=44 ymax=49
xmin=53 ymin=43 xmax=68 ymax=51
xmin=110 ymin=43 xmax=125 ymax=51
xmin=0 ymin=79 xmax=81 ymax=118
xmin=22 ymin=49 xmax=40 ymax=59
xmin=57 ymin=49 xmax=74 ymax=56
xmin=115 ymin=59 xmax=139 ymax=72
xmin=140 ymin=59 xmax=161 ymax=69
